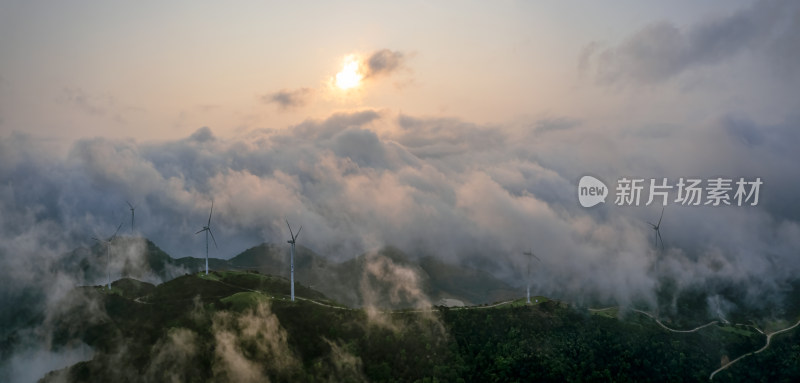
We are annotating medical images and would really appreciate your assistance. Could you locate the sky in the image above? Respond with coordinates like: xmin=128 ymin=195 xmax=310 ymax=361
xmin=1 ymin=0 xmax=800 ymax=317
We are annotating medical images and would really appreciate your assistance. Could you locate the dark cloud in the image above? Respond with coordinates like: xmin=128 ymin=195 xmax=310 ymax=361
xmin=264 ymin=88 xmax=314 ymax=110
xmin=534 ymin=117 xmax=581 ymax=135
xmin=722 ymin=115 xmax=764 ymax=147
xmin=582 ymin=0 xmax=800 ymax=84
xmin=332 ymin=128 xmax=390 ymax=169
xmin=188 ymin=126 xmax=216 ymax=143
xmin=292 ymin=109 xmax=382 ymax=140
xmin=364 ymin=49 xmax=406 ymax=78
xmin=394 ymin=114 xmax=505 ymax=162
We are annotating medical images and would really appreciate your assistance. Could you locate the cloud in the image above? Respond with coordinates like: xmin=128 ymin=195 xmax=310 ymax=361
xmin=582 ymin=0 xmax=800 ymax=85
xmin=364 ymin=49 xmax=406 ymax=79
xmin=211 ymin=302 xmax=299 ymax=382
xmin=264 ymin=88 xmax=314 ymax=110
xmin=534 ymin=117 xmax=581 ymax=135
xmin=187 ymin=126 xmax=216 ymax=143
xmin=264 ymin=49 xmax=407 ymax=110
xmin=57 ymin=87 xmax=111 ymax=116
xmin=360 ymin=250 xmax=431 ymax=308
xmin=144 ymin=328 xmax=200 ymax=383
xmin=1 ymin=103 xmax=800 ymax=355
xmin=292 ymin=109 xmax=383 ymax=140
xmin=56 ymin=87 xmax=132 ymax=124
xmin=329 ymin=49 xmax=408 ymax=89
xmin=0 ymin=284 xmax=109 ymax=383
xmin=1 ymin=342 xmax=92 ymax=383
xmin=322 ymin=339 xmax=367 ymax=382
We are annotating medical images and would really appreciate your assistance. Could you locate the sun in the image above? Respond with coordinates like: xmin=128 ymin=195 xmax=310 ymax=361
xmin=335 ymin=55 xmax=363 ymax=90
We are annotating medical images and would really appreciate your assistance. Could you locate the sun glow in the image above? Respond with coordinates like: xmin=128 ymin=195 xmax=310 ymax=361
xmin=335 ymin=56 xmax=363 ymax=90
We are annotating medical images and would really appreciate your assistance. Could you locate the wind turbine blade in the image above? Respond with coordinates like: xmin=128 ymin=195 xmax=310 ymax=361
xmin=208 ymin=229 xmax=218 ymax=249
xmin=112 ymin=222 xmax=124 ymax=239
xmin=295 ymin=226 xmax=302 ymax=241
xmin=657 ymin=207 xmax=664 ymax=226
xmin=532 ymin=253 xmax=541 ymax=262
xmin=195 ymin=228 xmax=205 ymax=235
xmin=127 ymin=201 xmax=133 ymax=209
xmin=286 ymin=219 xmax=294 ymax=238
xmin=658 ymin=230 xmax=664 ymax=249
xmin=647 ymin=222 xmax=656 ymax=228
xmin=208 ymin=200 xmax=214 ymax=226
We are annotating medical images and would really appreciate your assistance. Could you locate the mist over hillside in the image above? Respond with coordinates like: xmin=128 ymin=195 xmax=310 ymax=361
xmin=2 ymin=268 xmax=798 ymax=382
xmin=2 ymin=231 xmax=800 ymax=382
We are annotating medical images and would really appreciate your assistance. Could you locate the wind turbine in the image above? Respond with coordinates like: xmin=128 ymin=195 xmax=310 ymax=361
xmin=286 ymin=219 xmax=302 ymax=302
xmin=92 ymin=222 xmax=124 ymax=290
xmin=195 ymin=200 xmax=217 ymax=275
xmin=126 ymin=201 xmax=137 ymax=233
xmin=648 ymin=206 xmax=665 ymax=250
xmin=523 ymin=249 xmax=541 ymax=304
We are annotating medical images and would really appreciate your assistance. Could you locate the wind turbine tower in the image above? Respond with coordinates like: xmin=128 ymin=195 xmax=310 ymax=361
xmin=286 ymin=219 xmax=302 ymax=302
xmin=195 ymin=200 xmax=217 ymax=275
xmin=126 ymin=201 xmax=137 ymax=233
xmin=523 ymin=249 xmax=541 ymax=304
xmin=648 ymin=207 xmax=665 ymax=250
xmin=92 ymin=222 xmax=124 ymax=290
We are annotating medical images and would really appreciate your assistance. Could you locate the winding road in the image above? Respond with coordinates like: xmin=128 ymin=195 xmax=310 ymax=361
xmin=589 ymin=307 xmax=719 ymax=333
xmin=588 ymin=305 xmax=800 ymax=380
xmin=709 ymin=318 xmax=800 ymax=380
xmin=294 ymin=295 xmax=352 ymax=310
xmin=587 ymin=306 xmax=616 ymax=312
xmin=632 ymin=309 xmax=718 ymax=333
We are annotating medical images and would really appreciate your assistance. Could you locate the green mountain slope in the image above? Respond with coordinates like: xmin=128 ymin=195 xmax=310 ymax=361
xmin=54 ymin=237 xmax=519 ymax=313
xmin=57 ymin=236 xmax=196 ymax=283
xmin=227 ymin=243 xmax=518 ymax=308
xmin=30 ymin=271 xmax=800 ymax=383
